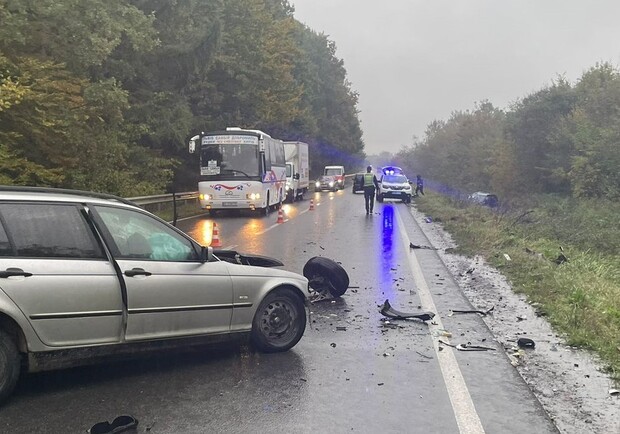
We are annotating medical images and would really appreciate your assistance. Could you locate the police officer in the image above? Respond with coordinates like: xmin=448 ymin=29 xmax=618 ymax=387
xmin=363 ymin=165 xmax=379 ymax=214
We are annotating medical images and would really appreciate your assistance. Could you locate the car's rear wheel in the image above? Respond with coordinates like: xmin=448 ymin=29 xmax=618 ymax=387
xmin=0 ymin=330 xmax=20 ymax=403
xmin=251 ymin=288 xmax=306 ymax=352
xmin=303 ymin=256 xmax=349 ymax=297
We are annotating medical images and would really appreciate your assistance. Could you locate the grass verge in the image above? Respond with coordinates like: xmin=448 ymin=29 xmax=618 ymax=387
xmin=414 ymin=192 xmax=620 ymax=382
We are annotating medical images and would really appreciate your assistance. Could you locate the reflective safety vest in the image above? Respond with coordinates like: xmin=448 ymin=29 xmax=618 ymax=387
xmin=363 ymin=173 xmax=375 ymax=187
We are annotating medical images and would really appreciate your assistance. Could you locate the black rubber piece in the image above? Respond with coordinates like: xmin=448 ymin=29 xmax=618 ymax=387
xmin=303 ymin=256 xmax=349 ymax=297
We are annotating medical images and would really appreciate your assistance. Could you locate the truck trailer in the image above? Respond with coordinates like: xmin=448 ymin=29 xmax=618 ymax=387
xmin=283 ymin=141 xmax=310 ymax=202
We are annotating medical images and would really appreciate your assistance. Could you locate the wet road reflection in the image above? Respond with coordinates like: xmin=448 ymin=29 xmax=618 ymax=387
xmin=378 ymin=204 xmax=397 ymax=299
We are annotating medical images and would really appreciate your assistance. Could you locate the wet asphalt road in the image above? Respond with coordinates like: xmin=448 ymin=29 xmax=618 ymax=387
xmin=0 ymin=188 xmax=559 ymax=433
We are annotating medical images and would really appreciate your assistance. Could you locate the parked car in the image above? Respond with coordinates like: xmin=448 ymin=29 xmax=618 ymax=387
xmin=0 ymin=186 xmax=312 ymax=402
xmin=468 ymin=191 xmax=499 ymax=207
xmin=376 ymin=167 xmax=412 ymax=203
xmin=315 ymin=175 xmax=338 ymax=192
xmin=351 ymin=173 xmax=365 ymax=193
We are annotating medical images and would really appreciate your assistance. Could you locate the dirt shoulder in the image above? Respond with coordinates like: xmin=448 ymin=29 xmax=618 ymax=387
xmin=408 ymin=205 xmax=619 ymax=434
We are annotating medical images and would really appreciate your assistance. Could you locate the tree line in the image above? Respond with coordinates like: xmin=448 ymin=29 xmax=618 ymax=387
xmin=0 ymin=0 xmax=364 ymax=195
xmin=393 ymin=63 xmax=620 ymax=201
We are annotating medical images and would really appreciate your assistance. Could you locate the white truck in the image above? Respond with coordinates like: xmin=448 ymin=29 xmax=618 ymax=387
xmin=283 ymin=141 xmax=310 ymax=202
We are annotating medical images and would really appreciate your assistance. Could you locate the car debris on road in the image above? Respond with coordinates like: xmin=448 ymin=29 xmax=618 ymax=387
xmin=380 ymin=299 xmax=435 ymax=322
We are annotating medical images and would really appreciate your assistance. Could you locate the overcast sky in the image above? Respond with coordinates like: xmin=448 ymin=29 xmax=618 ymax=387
xmin=290 ymin=0 xmax=620 ymax=155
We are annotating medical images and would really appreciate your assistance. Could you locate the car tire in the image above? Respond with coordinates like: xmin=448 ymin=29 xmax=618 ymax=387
xmin=251 ymin=288 xmax=306 ymax=353
xmin=0 ymin=330 xmax=20 ymax=404
xmin=302 ymin=256 xmax=349 ymax=297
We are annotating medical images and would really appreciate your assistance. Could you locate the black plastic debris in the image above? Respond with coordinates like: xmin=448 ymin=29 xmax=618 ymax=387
xmin=438 ymin=340 xmax=496 ymax=351
xmin=409 ymin=243 xmax=436 ymax=250
xmin=450 ymin=306 xmax=494 ymax=316
xmin=380 ymin=299 xmax=435 ymax=321
xmin=517 ymin=337 xmax=536 ymax=349
xmin=89 ymin=415 xmax=138 ymax=434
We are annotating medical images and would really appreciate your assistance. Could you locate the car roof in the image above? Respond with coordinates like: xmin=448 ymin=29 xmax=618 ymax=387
xmin=0 ymin=186 xmax=139 ymax=208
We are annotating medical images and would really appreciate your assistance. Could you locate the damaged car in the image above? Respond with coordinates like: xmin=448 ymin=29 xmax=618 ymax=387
xmin=0 ymin=186 xmax=312 ymax=403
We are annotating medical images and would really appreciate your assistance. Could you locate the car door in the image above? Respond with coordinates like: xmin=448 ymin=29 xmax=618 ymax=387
xmin=0 ymin=202 xmax=123 ymax=347
xmin=92 ymin=205 xmax=233 ymax=341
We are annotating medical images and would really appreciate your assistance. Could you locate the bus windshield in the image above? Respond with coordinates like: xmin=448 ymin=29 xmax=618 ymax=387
xmin=200 ymin=143 xmax=260 ymax=179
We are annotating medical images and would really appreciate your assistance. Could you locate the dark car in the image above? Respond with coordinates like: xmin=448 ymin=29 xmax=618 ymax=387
xmin=468 ymin=191 xmax=499 ymax=207
xmin=352 ymin=173 xmax=365 ymax=193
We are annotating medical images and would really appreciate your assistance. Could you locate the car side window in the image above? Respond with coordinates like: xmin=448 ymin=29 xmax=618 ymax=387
xmin=94 ymin=206 xmax=198 ymax=262
xmin=0 ymin=203 xmax=104 ymax=259
xmin=0 ymin=219 xmax=12 ymax=256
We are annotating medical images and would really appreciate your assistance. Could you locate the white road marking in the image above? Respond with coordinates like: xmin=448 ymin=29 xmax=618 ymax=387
xmin=394 ymin=209 xmax=486 ymax=434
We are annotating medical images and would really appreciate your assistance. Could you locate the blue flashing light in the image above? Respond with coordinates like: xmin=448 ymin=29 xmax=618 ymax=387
xmin=382 ymin=166 xmax=403 ymax=176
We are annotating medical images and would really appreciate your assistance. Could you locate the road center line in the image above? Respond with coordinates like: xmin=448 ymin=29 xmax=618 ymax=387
xmin=395 ymin=209 xmax=485 ymax=434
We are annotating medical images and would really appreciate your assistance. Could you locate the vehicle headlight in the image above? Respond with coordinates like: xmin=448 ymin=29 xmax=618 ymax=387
xmin=315 ymin=181 xmax=320 ymax=187
xmin=329 ymin=181 xmax=334 ymax=187
xmin=199 ymin=193 xmax=212 ymax=201
xmin=247 ymin=193 xmax=261 ymax=200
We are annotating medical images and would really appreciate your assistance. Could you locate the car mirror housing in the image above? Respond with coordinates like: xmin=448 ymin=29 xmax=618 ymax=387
xmin=200 ymin=246 xmax=214 ymax=263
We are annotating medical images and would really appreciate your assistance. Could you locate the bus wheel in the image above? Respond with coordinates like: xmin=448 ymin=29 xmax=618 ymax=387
xmin=303 ymin=257 xmax=349 ymax=298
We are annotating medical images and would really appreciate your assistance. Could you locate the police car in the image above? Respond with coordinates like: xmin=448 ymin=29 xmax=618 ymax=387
xmin=376 ymin=166 xmax=412 ymax=203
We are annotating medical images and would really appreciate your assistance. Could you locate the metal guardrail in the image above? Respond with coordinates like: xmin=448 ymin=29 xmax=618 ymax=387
xmin=127 ymin=191 xmax=199 ymax=214
xmin=127 ymin=175 xmax=356 ymax=210
xmin=128 ymin=191 xmax=199 ymax=206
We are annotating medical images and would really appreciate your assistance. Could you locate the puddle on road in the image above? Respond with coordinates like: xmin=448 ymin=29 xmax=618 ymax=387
xmin=408 ymin=206 xmax=619 ymax=434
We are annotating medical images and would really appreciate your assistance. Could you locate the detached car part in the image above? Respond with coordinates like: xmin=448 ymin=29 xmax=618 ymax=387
xmin=380 ymin=299 xmax=435 ymax=321
xmin=303 ymin=256 xmax=349 ymax=302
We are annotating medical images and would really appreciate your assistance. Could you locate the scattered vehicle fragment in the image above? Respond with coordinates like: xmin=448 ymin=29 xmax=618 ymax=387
xmin=89 ymin=415 xmax=138 ymax=434
xmin=517 ymin=338 xmax=536 ymax=348
xmin=449 ymin=306 xmax=495 ymax=316
xmin=409 ymin=243 xmax=436 ymax=250
xmin=380 ymin=299 xmax=435 ymax=321
xmin=303 ymin=256 xmax=350 ymax=302
xmin=438 ymin=340 xmax=496 ymax=351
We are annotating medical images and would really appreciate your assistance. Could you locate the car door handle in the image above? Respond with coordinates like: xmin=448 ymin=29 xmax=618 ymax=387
xmin=124 ymin=268 xmax=152 ymax=277
xmin=0 ymin=267 xmax=33 ymax=278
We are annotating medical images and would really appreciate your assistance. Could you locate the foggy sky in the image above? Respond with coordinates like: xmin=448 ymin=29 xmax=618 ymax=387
xmin=290 ymin=0 xmax=620 ymax=155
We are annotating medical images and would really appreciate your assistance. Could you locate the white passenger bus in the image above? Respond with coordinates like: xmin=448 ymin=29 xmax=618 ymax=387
xmin=189 ymin=127 xmax=286 ymax=215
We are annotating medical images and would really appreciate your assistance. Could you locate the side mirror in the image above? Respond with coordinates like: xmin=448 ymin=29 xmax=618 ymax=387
xmin=200 ymin=246 xmax=213 ymax=263
xmin=294 ymin=173 xmax=300 ymax=180
xmin=188 ymin=134 xmax=199 ymax=154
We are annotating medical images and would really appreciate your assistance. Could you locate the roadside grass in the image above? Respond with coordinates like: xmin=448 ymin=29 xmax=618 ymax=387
xmin=415 ymin=192 xmax=620 ymax=382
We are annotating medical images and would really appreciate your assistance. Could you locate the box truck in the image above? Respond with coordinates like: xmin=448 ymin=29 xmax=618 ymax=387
xmin=283 ymin=141 xmax=310 ymax=202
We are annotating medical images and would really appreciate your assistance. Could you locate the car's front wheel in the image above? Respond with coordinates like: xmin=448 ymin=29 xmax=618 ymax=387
xmin=251 ymin=288 xmax=306 ymax=352
xmin=0 ymin=330 xmax=20 ymax=403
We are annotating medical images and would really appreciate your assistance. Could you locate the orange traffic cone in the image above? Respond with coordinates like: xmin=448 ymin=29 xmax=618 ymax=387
xmin=210 ymin=222 xmax=222 ymax=247
xmin=277 ymin=208 xmax=284 ymax=223
xmin=309 ymin=199 xmax=315 ymax=210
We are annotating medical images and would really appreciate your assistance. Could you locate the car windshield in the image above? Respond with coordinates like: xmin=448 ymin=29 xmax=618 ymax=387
xmin=383 ymin=175 xmax=408 ymax=184
xmin=325 ymin=168 xmax=342 ymax=176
